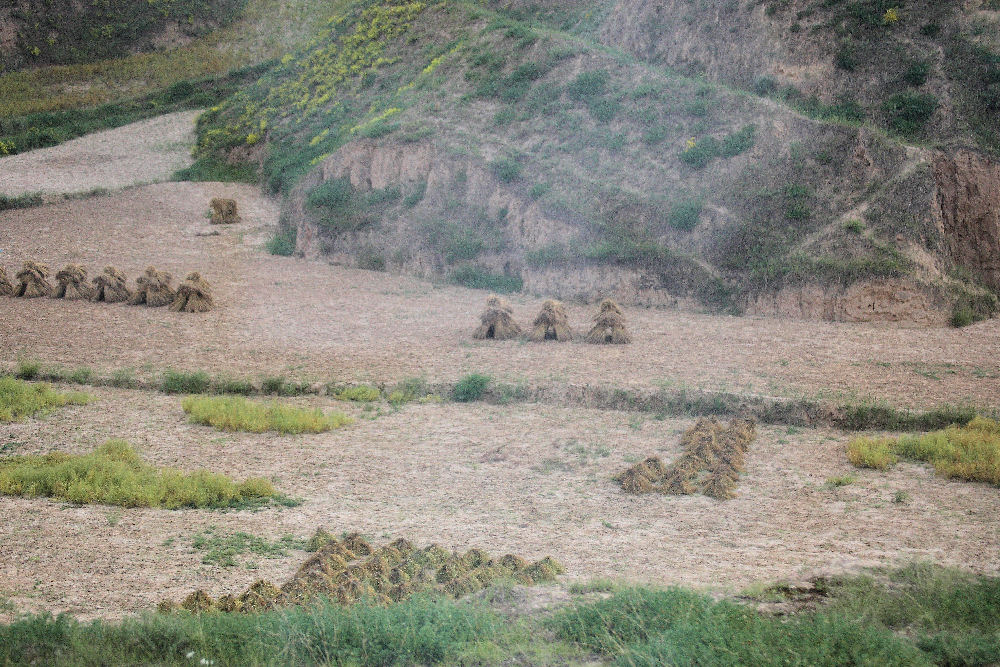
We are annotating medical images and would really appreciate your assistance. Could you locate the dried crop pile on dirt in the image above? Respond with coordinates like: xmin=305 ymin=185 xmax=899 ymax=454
xmin=14 ymin=262 xmax=52 ymax=298
xmin=529 ymin=300 xmax=572 ymax=342
xmin=473 ymin=294 xmax=522 ymax=340
xmin=171 ymin=272 xmax=214 ymax=313
xmin=91 ymin=266 xmax=132 ymax=303
xmin=129 ymin=266 xmax=175 ymax=307
xmin=0 ymin=267 xmax=13 ymax=297
xmin=617 ymin=418 xmax=757 ymax=500
xmin=52 ymin=264 xmax=96 ymax=300
xmin=585 ymin=299 xmax=631 ymax=344
xmin=166 ymin=531 xmax=565 ymax=613
xmin=210 ymin=198 xmax=241 ymax=224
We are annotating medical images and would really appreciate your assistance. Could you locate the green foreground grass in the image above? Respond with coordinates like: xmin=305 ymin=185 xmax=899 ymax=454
xmin=0 ymin=440 xmax=282 ymax=509
xmin=848 ymin=416 xmax=1000 ymax=485
xmin=182 ymin=395 xmax=353 ymax=434
xmin=0 ymin=377 xmax=92 ymax=423
xmin=2 ymin=563 xmax=998 ymax=666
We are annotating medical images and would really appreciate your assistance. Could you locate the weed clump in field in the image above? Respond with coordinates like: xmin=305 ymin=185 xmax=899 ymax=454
xmin=161 ymin=369 xmax=210 ymax=394
xmin=848 ymin=417 xmax=1000 ymax=485
xmin=617 ymin=417 xmax=756 ymax=499
xmin=182 ymin=395 xmax=352 ymax=434
xmin=14 ymin=261 xmax=52 ymax=298
xmin=129 ymin=266 xmax=175 ymax=307
xmin=0 ymin=439 xmax=281 ymax=508
xmin=452 ymin=374 xmax=491 ymax=402
xmin=0 ymin=377 xmax=92 ymax=423
xmin=528 ymin=299 xmax=572 ymax=342
xmin=170 ymin=272 xmax=214 ymax=313
xmin=91 ymin=266 xmax=132 ymax=303
xmin=165 ymin=533 xmax=564 ymax=612
xmin=51 ymin=264 xmax=95 ymax=300
xmin=333 ymin=385 xmax=381 ymax=402
xmin=584 ymin=299 xmax=631 ymax=345
xmin=473 ymin=294 xmax=522 ymax=340
xmin=0 ymin=267 xmax=13 ymax=296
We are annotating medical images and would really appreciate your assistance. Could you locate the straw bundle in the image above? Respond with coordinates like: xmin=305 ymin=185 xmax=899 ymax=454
xmin=528 ymin=299 xmax=572 ymax=342
xmin=52 ymin=264 xmax=96 ymax=300
xmin=170 ymin=271 xmax=214 ymax=313
xmin=585 ymin=298 xmax=632 ymax=344
xmin=14 ymin=261 xmax=52 ymax=298
xmin=129 ymin=266 xmax=175 ymax=307
xmin=0 ymin=267 xmax=13 ymax=297
xmin=210 ymin=198 xmax=241 ymax=224
xmin=91 ymin=266 xmax=132 ymax=303
xmin=473 ymin=294 xmax=522 ymax=340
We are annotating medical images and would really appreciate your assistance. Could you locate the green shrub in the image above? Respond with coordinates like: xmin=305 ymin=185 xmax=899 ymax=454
xmin=490 ymin=158 xmax=522 ymax=183
xmin=843 ymin=218 xmax=866 ymax=234
xmin=566 ymin=70 xmax=609 ymax=102
xmin=668 ymin=199 xmax=703 ymax=231
xmin=110 ymin=369 xmax=136 ymax=389
xmin=450 ymin=266 xmax=523 ymax=293
xmin=883 ymin=92 xmax=938 ymax=137
xmin=720 ymin=124 xmax=756 ymax=157
xmin=161 ymin=370 xmax=210 ymax=394
xmin=679 ymin=137 xmax=721 ymax=168
xmin=0 ymin=193 xmax=44 ymax=211
xmin=67 ymin=367 xmax=94 ymax=385
xmin=951 ymin=303 xmax=976 ymax=328
xmin=334 ymin=385 xmax=381 ymax=402
xmin=212 ymin=376 xmax=254 ymax=396
xmin=14 ymin=360 xmax=41 ymax=380
xmin=0 ymin=440 xmax=279 ymax=509
xmin=452 ymin=373 xmax=491 ymax=402
xmin=267 ymin=227 xmax=297 ymax=256
xmin=307 ymin=177 xmax=353 ymax=211
xmin=0 ymin=378 xmax=92 ymax=423
xmin=904 ymin=60 xmax=931 ymax=87
xmin=182 ymin=395 xmax=352 ymax=434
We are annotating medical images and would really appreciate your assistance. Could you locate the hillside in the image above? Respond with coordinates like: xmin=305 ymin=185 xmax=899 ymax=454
xmin=21 ymin=0 xmax=1000 ymax=324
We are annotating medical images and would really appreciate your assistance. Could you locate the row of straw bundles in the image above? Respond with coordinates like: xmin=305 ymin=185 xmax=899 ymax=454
xmin=474 ymin=296 xmax=631 ymax=344
xmin=1 ymin=263 xmax=213 ymax=312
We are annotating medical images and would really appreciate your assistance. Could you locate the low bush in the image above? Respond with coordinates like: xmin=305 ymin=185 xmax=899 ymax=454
xmin=0 ymin=440 xmax=279 ymax=509
xmin=452 ymin=373 xmax=491 ymax=402
xmin=0 ymin=377 xmax=92 ymax=423
xmin=334 ymin=385 xmax=381 ymax=402
xmin=182 ymin=395 xmax=352 ymax=434
xmin=161 ymin=370 xmax=211 ymax=395
xmin=883 ymin=92 xmax=938 ymax=137
xmin=266 ymin=227 xmax=297 ymax=256
xmin=450 ymin=266 xmax=523 ymax=293
xmin=667 ymin=199 xmax=703 ymax=231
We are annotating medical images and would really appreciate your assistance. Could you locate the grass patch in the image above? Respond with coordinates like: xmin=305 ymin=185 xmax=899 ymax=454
xmin=452 ymin=373 xmax=491 ymax=402
xmin=450 ymin=266 xmax=523 ymax=293
xmin=260 ymin=377 xmax=311 ymax=396
xmin=838 ymin=401 xmax=978 ymax=431
xmin=848 ymin=417 xmax=1000 ymax=485
xmin=182 ymin=395 xmax=352 ymax=434
xmin=191 ymin=526 xmax=306 ymax=567
xmin=0 ymin=193 xmax=44 ymax=211
xmin=0 ymin=440 xmax=280 ymax=509
xmin=14 ymin=360 xmax=41 ymax=380
xmin=0 ymin=378 xmax=92 ymax=424
xmin=333 ymin=385 xmax=381 ymax=402
xmin=161 ymin=370 xmax=211 ymax=395
xmin=212 ymin=376 xmax=254 ymax=396
xmin=266 ymin=227 xmax=297 ymax=256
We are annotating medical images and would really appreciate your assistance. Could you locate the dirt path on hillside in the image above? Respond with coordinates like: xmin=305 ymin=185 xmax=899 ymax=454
xmin=1 ymin=181 xmax=999 ymax=409
xmin=0 ymin=110 xmax=198 ymax=197
xmin=1 ymin=386 xmax=998 ymax=621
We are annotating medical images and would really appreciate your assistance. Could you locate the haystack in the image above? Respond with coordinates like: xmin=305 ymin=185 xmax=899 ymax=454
xmin=14 ymin=261 xmax=52 ymax=298
xmin=52 ymin=264 xmax=96 ymax=300
xmin=91 ymin=266 xmax=132 ymax=303
xmin=128 ymin=266 xmax=175 ymax=307
xmin=170 ymin=272 xmax=214 ymax=313
xmin=0 ymin=267 xmax=13 ymax=297
xmin=528 ymin=299 xmax=572 ymax=342
xmin=210 ymin=198 xmax=241 ymax=224
xmin=585 ymin=299 xmax=632 ymax=344
xmin=473 ymin=294 xmax=522 ymax=340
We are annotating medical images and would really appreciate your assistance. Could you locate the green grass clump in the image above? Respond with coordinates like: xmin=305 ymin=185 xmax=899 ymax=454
xmin=452 ymin=374 xmax=491 ymax=402
xmin=0 ymin=440 xmax=279 ymax=509
xmin=0 ymin=193 xmax=44 ymax=210
xmin=450 ymin=266 xmax=523 ymax=293
xmin=191 ymin=526 xmax=306 ymax=567
xmin=14 ymin=360 xmax=41 ymax=380
xmin=266 ymin=227 xmax=297 ymax=256
xmin=0 ymin=595 xmax=502 ymax=666
xmin=212 ymin=376 xmax=254 ymax=396
xmin=161 ymin=370 xmax=211 ymax=395
xmin=667 ymin=198 xmax=703 ymax=231
xmin=489 ymin=157 xmax=522 ymax=183
xmin=883 ymin=92 xmax=938 ymax=137
xmin=182 ymin=395 xmax=352 ymax=434
xmin=848 ymin=417 xmax=1000 ymax=484
xmin=0 ymin=377 xmax=92 ymax=424
xmin=334 ymin=385 xmax=381 ymax=402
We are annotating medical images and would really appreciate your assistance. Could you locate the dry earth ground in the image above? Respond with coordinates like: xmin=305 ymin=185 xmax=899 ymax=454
xmin=1 ymin=385 xmax=998 ymax=621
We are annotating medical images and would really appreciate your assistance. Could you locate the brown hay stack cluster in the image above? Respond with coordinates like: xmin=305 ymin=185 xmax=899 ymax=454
xmin=52 ymin=264 xmax=96 ymax=300
xmin=585 ymin=299 xmax=631 ymax=344
xmin=529 ymin=299 xmax=573 ymax=342
xmin=129 ymin=266 xmax=175 ymax=307
xmin=0 ymin=267 xmax=13 ymax=297
xmin=210 ymin=198 xmax=241 ymax=224
xmin=14 ymin=261 xmax=53 ymax=298
xmin=91 ymin=266 xmax=132 ymax=303
xmin=473 ymin=294 xmax=522 ymax=340
xmin=170 ymin=272 xmax=214 ymax=313
xmin=616 ymin=417 xmax=757 ymax=500
xmin=162 ymin=531 xmax=565 ymax=614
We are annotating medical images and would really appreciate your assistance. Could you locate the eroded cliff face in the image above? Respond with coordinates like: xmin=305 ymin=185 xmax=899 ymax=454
xmin=934 ymin=149 xmax=1000 ymax=290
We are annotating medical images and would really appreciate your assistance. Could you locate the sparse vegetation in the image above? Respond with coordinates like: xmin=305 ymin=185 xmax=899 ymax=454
xmin=182 ymin=395 xmax=352 ymax=434
xmin=0 ymin=440 xmax=280 ymax=509
xmin=191 ymin=526 xmax=306 ymax=567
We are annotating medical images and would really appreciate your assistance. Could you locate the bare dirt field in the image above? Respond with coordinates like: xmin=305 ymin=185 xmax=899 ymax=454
xmin=2 ymin=115 xmax=999 ymax=623
xmin=2 ymin=385 xmax=998 ymax=621
xmin=0 ymin=180 xmax=998 ymax=410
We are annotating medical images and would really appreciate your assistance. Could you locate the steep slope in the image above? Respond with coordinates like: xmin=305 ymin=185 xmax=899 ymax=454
xmin=189 ymin=0 xmax=999 ymax=324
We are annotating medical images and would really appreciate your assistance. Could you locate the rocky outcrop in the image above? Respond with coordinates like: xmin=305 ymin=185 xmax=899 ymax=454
xmin=934 ymin=149 xmax=1000 ymax=290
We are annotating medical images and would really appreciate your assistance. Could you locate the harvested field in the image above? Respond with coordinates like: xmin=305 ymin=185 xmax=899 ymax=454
xmin=0 ymin=183 xmax=999 ymax=410
xmin=1 ymin=385 xmax=998 ymax=621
